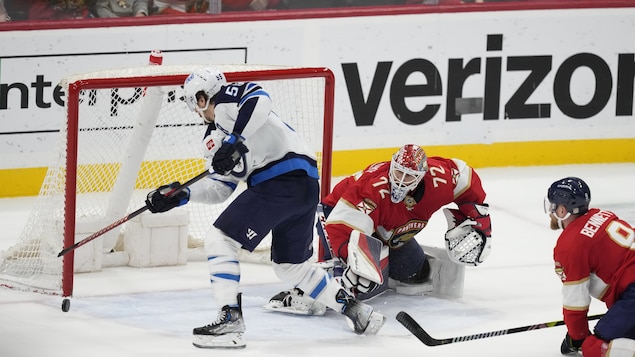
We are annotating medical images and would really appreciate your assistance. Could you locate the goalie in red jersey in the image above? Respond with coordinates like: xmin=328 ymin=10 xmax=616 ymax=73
xmin=545 ymin=177 xmax=635 ymax=357
xmin=266 ymin=144 xmax=492 ymax=313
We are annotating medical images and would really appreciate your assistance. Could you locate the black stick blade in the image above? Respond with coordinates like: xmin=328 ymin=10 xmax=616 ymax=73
xmin=396 ymin=311 xmax=445 ymax=346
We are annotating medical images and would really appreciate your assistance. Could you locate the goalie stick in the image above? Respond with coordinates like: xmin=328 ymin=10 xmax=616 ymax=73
xmin=396 ymin=311 xmax=604 ymax=346
xmin=57 ymin=170 xmax=210 ymax=257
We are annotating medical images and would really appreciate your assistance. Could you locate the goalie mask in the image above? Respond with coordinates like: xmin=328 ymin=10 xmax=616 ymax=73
xmin=389 ymin=144 xmax=428 ymax=203
xmin=183 ymin=67 xmax=227 ymax=120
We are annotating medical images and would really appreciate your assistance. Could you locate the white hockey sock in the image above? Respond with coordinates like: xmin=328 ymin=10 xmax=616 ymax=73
xmin=205 ymin=226 xmax=242 ymax=306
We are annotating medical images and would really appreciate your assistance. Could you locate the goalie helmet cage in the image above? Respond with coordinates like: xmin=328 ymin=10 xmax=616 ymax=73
xmin=0 ymin=64 xmax=334 ymax=299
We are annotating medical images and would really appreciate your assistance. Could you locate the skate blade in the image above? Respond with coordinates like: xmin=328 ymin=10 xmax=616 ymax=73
xmin=192 ymin=332 xmax=246 ymax=349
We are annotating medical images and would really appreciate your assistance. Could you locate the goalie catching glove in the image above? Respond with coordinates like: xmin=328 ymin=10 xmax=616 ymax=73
xmin=443 ymin=203 xmax=492 ymax=266
xmin=146 ymin=182 xmax=190 ymax=213
xmin=212 ymin=133 xmax=249 ymax=175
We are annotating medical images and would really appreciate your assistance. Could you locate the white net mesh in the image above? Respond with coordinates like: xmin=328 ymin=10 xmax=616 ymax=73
xmin=0 ymin=64 xmax=332 ymax=296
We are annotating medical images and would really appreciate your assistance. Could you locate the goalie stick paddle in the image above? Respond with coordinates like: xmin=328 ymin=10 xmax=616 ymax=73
xmin=396 ymin=311 xmax=604 ymax=346
xmin=57 ymin=170 xmax=210 ymax=257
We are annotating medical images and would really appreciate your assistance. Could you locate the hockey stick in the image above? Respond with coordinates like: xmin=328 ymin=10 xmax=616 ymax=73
xmin=57 ymin=170 xmax=210 ymax=257
xmin=396 ymin=311 xmax=604 ymax=346
xmin=316 ymin=204 xmax=335 ymax=261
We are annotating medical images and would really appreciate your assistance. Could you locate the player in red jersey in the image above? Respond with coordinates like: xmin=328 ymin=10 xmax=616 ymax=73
xmin=266 ymin=144 xmax=491 ymax=313
xmin=545 ymin=177 xmax=635 ymax=357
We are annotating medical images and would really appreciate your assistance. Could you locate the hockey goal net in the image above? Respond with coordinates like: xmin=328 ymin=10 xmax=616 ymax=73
xmin=0 ymin=64 xmax=334 ymax=298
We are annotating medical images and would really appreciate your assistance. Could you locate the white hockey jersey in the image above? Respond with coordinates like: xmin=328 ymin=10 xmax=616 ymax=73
xmin=189 ymin=82 xmax=319 ymax=204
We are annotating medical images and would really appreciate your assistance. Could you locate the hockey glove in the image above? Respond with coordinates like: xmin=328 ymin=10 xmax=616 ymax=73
xmin=212 ymin=133 xmax=249 ymax=175
xmin=458 ymin=202 xmax=491 ymax=238
xmin=444 ymin=203 xmax=492 ymax=266
xmin=145 ymin=182 xmax=190 ymax=213
xmin=342 ymin=265 xmax=380 ymax=295
xmin=560 ymin=333 xmax=585 ymax=355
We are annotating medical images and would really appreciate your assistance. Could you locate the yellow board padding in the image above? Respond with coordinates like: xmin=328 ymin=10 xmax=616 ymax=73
xmin=0 ymin=167 xmax=47 ymax=198
xmin=331 ymin=138 xmax=635 ymax=177
xmin=0 ymin=159 xmax=207 ymax=198
xmin=1 ymin=138 xmax=634 ymax=198
xmin=73 ymin=159 xmax=207 ymax=194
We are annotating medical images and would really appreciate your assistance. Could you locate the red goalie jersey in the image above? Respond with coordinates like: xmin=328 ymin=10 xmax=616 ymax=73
xmin=553 ymin=208 xmax=635 ymax=340
xmin=324 ymin=156 xmax=487 ymax=261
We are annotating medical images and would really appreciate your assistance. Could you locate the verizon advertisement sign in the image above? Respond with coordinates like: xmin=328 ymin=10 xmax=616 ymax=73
xmin=0 ymin=8 xmax=633 ymax=169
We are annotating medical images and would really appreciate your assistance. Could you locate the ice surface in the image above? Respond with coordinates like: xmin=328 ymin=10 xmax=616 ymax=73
xmin=1 ymin=164 xmax=634 ymax=357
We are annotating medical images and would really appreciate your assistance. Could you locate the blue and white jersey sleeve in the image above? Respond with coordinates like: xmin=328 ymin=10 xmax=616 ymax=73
xmin=188 ymin=129 xmax=240 ymax=204
xmin=214 ymin=82 xmax=270 ymax=138
xmin=188 ymin=174 xmax=238 ymax=204
xmin=212 ymin=82 xmax=319 ymax=186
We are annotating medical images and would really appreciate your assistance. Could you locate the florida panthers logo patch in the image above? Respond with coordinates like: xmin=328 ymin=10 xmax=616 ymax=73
xmin=356 ymin=198 xmax=377 ymax=215
xmin=387 ymin=220 xmax=427 ymax=248
xmin=554 ymin=261 xmax=567 ymax=281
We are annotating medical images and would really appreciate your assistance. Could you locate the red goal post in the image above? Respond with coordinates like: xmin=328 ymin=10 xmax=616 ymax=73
xmin=0 ymin=64 xmax=334 ymax=299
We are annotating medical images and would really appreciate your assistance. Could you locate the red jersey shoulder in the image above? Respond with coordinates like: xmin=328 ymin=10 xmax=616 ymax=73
xmin=419 ymin=157 xmax=459 ymax=199
xmin=323 ymin=162 xmax=387 ymax=206
xmin=339 ymin=162 xmax=390 ymax=210
xmin=426 ymin=156 xmax=460 ymax=182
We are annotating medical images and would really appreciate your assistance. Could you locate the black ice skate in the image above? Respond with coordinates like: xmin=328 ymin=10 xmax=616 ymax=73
xmin=192 ymin=300 xmax=246 ymax=349
xmin=337 ymin=289 xmax=386 ymax=335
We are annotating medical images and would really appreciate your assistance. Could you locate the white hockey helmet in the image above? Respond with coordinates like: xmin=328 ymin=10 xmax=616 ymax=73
xmin=183 ymin=67 xmax=227 ymax=116
xmin=389 ymin=144 xmax=428 ymax=203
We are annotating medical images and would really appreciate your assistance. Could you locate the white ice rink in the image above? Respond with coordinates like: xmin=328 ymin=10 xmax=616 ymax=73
xmin=1 ymin=163 xmax=634 ymax=357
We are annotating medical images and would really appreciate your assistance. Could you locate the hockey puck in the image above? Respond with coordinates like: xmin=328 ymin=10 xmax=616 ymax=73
xmin=61 ymin=298 xmax=70 ymax=312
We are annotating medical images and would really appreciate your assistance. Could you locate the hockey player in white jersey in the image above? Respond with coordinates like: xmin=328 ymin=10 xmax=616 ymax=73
xmin=144 ymin=67 xmax=385 ymax=349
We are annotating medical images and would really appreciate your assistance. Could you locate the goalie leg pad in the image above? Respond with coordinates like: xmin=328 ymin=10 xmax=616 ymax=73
xmin=425 ymin=247 xmax=466 ymax=298
xmin=388 ymin=278 xmax=434 ymax=296
xmin=388 ymin=258 xmax=433 ymax=296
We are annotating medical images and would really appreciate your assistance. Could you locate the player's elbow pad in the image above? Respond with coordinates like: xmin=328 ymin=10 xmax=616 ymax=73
xmin=188 ymin=177 xmax=235 ymax=204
